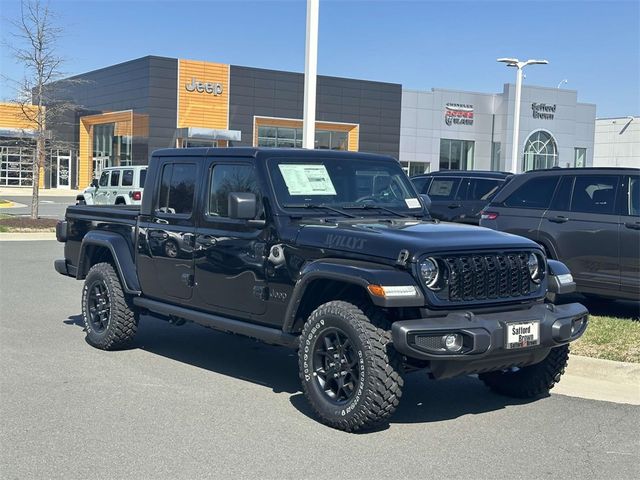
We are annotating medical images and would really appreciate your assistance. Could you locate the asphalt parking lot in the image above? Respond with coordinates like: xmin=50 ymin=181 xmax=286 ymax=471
xmin=1 ymin=240 xmax=638 ymax=480
xmin=0 ymin=195 xmax=76 ymax=219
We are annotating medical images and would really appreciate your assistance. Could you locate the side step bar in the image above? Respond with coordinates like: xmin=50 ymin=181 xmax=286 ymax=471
xmin=133 ymin=297 xmax=299 ymax=349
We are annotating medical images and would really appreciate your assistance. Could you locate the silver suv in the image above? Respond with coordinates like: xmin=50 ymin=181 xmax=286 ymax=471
xmin=77 ymin=166 xmax=147 ymax=206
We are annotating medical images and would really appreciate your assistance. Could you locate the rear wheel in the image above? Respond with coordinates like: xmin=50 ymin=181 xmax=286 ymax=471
xmin=479 ymin=344 xmax=569 ymax=398
xmin=298 ymin=301 xmax=404 ymax=432
xmin=82 ymin=262 xmax=138 ymax=350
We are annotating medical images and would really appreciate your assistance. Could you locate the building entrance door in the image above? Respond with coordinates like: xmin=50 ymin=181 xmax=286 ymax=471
xmin=57 ymin=155 xmax=71 ymax=189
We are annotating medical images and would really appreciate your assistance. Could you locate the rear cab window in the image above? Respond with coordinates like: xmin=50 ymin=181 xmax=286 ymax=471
xmin=157 ymin=163 xmax=197 ymax=216
xmin=627 ymin=176 xmax=640 ymax=216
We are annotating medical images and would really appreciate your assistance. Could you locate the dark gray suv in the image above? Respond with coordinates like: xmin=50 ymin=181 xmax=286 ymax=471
xmin=480 ymin=167 xmax=639 ymax=301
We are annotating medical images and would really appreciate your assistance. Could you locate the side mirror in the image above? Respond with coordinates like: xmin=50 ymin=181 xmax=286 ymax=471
xmin=228 ymin=192 xmax=257 ymax=220
xmin=91 ymin=179 xmax=99 ymax=188
xmin=420 ymin=194 xmax=432 ymax=210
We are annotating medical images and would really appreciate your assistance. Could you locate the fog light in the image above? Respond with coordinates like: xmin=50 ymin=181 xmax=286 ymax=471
xmin=443 ymin=333 xmax=463 ymax=352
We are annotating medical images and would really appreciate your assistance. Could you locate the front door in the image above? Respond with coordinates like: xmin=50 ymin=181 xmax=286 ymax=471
xmin=57 ymin=155 xmax=71 ymax=189
xmin=137 ymin=162 xmax=199 ymax=302
xmin=193 ymin=161 xmax=268 ymax=317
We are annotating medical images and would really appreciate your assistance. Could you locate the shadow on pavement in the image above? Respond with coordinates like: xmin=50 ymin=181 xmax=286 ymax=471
xmin=65 ymin=313 xmax=536 ymax=430
xmin=556 ymin=294 xmax=639 ymax=321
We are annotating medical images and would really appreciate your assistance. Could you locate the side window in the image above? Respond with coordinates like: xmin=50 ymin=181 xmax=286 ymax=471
xmin=98 ymin=171 xmax=110 ymax=187
xmin=410 ymin=177 xmax=429 ymax=195
xmin=110 ymin=170 xmax=121 ymax=187
xmin=427 ymin=177 xmax=461 ymax=201
xmin=570 ymin=175 xmax=619 ymax=215
xmin=122 ymin=169 xmax=134 ymax=187
xmin=208 ymin=164 xmax=261 ymax=218
xmin=467 ymin=178 xmax=503 ymax=201
xmin=157 ymin=163 xmax=197 ymax=215
xmin=503 ymin=176 xmax=559 ymax=209
xmin=139 ymin=169 xmax=147 ymax=188
xmin=628 ymin=176 xmax=640 ymax=216
xmin=550 ymin=176 xmax=574 ymax=211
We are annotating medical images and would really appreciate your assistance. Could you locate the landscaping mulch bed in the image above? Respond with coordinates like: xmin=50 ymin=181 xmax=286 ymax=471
xmin=0 ymin=216 xmax=58 ymax=232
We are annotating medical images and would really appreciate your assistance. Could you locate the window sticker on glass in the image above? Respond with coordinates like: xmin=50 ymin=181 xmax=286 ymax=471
xmin=278 ymin=164 xmax=337 ymax=195
xmin=405 ymin=198 xmax=421 ymax=209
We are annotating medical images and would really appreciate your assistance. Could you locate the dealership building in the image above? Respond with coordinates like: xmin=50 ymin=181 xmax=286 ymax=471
xmin=0 ymin=55 xmax=599 ymax=189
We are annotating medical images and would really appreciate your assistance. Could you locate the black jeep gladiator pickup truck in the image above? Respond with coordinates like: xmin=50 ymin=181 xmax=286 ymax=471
xmin=55 ymin=147 xmax=588 ymax=432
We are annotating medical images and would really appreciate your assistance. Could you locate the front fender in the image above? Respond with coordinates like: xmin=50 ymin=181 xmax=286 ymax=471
xmin=78 ymin=230 xmax=141 ymax=295
xmin=282 ymin=258 xmax=423 ymax=332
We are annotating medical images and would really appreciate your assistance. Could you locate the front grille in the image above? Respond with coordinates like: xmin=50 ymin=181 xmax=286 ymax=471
xmin=439 ymin=252 xmax=533 ymax=303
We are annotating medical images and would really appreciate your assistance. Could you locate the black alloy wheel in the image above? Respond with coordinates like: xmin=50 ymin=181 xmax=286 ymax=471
xmin=312 ymin=328 xmax=360 ymax=404
xmin=87 ymin=279 xmax=111 ymax=333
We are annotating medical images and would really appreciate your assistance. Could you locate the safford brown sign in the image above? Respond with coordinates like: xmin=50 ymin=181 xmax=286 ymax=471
xmin=445 ymin=103 xmax=474 ymax=126
xmin=532 ymin=103 xmax=556 ymax=120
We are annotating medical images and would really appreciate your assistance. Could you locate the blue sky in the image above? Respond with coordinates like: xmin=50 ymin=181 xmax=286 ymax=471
xmin=0 ymin=0 xmax=638 ymax=117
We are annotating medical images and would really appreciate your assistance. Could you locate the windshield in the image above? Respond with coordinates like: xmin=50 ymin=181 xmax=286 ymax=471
xmin=268 ymin=157 xmax=423 ymax=214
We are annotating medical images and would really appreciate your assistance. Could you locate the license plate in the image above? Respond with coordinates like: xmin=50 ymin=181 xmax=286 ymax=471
xmin=505 ymin=321 xmax=540 ymax=349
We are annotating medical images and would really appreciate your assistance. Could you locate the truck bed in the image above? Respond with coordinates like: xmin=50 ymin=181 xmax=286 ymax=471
xmin=65 ymin=204 xmax=140 ymax=225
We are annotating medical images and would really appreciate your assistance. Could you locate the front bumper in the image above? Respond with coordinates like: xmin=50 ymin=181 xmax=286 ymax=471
xmin=392 ymin=302 xmax=588 ymax=379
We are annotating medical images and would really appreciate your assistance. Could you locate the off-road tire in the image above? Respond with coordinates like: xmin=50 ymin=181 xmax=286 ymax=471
xmin=298 ymin=300 xmax=404 ymax=432
xmin=82 ymin=262 xmax=138 ymax=350
xmin=479 ymin=344 xmax=570 ymax=398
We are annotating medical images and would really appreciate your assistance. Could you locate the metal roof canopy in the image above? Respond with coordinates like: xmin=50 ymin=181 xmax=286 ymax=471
xmin=176 ymin=127 xmax=241 ymax=142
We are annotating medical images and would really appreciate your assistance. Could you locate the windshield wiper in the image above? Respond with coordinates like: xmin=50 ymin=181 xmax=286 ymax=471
xmin=282 ymin=203 xmax=357 ymax=218
xmin=342 ymin=204 xmax=410 ymax=218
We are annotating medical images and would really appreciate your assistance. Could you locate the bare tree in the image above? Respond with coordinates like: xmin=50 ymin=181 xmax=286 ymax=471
xmin=6 ymin=0 xmax=64 ymax=218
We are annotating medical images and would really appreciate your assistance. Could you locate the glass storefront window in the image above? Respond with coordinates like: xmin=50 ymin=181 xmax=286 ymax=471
xmin=0 ymin=144 xmax=34 ymax=186
xmin=574 ymin=147 xmax=586 ymax=167
xmin=523 ymin=130 xmax=558 ymax=171
xmin=257 ymin=125 xmax=349 ymax=151
xmin=491 ymin=142 xmax=501 ymax=171
xmin=439 ymin=138 xmax=474 ymax=170
xmin=92 ymin=122 xmax=132 ymax=171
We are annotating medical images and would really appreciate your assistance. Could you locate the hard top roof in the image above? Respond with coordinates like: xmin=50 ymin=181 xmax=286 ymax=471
xmin=151 ymin=147 xmax=397 ymax=162
xmin=411 ymin=170 xmax=513 ymax=179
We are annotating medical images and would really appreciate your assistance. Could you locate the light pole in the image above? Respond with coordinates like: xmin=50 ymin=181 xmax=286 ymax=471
xmin=497 ymin=58 xmax=548 ymax=173
xmin=302 ymin=0 xmax=319 ymax=149
xmin=557 ymin=79 xmax=568 ymax=89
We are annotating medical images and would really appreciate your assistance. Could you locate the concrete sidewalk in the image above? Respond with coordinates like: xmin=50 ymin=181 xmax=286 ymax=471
xmin=0 ymin=232 xmax=57 ymax=241
xmin=0 ymin=187 xmax=80 ymax=197
xmin=555 ymin=354 xmax=640 ymax=405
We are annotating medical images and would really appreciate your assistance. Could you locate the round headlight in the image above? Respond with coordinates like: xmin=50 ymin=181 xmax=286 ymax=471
xmin=420 ymin=258 xmax=440 ymax=289
xmin=527 ymin=253 xmax=541 ymax=282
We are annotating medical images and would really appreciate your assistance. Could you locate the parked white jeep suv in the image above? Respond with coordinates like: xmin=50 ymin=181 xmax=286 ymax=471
xmin=76 ymin=166 xmax=147 ymax=206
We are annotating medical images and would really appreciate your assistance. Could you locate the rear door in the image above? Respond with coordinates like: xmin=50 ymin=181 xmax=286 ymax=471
xmin=542 ymin=174 xmax=620 ymax=294
xmin=137 ymin=161 xmax=199 ymax=302
xmin=619 ymin=174 xmax=640 ymax=297
xmin=425 ymin=176 xmax=463 ymax=221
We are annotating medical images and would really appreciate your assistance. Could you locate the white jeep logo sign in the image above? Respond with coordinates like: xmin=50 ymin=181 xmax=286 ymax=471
xmin=185 ymin=78 xmax=223 ymax=95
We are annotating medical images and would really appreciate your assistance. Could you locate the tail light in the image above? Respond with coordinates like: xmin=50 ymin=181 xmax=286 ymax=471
xmin=131 ymin=191 xmax=142 ymax=201
xmin=480 ymin=211 xmax=499 ymax=220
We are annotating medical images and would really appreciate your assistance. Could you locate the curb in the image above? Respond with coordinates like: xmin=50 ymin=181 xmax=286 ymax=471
xmin=0 ymin=200 xmax=15 ymax=208
xmin=554 ymin=354 xmax=640 ymax=405
xmin=0 ymin=232 xmax=57 ymax=241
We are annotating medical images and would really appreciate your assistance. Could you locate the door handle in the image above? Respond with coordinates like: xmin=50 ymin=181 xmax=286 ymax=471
xmin=447 ymin=204 xmax=462 ymax=209
xmin=624 ymin=222 xmax=640 ymax=230
xmin=548 ymin=216 xmax=569 ymax=224
xmin=149 ymin=231 xmax=168 ymax=240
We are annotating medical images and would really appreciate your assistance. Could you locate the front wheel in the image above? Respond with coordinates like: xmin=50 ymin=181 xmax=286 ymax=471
xmin=479 ymin=344 xmax=570 ymax=398
xmin=81 ymin=262 xmax=138 ymax=350
xmin=298 ymin=301 xmax=404 ymax=432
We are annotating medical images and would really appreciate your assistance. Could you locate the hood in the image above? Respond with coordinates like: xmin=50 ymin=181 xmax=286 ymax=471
xmin=295 ymin=219 xmax=538 ymax=261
